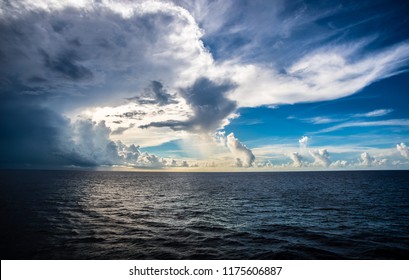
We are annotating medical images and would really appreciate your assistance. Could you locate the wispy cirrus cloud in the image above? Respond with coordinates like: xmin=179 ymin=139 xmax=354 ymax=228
xmin=318 ymin=119 xmax=409 ymax=133
xmin=227 ymin=42 xmax=409 ymax=108
xmin=290 ymin=108 xmax=395 ymax=129
xmin=352 ymin=109 xmax=394 ymax=118
xmin=300 ymin=116 xmax=345 ymax=124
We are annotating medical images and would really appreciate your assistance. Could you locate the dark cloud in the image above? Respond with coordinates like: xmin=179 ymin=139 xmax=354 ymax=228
xmin=0 ymin=2 xmax=206 ymax=168
xmin=141 ymin=77 xmax=237 ymax=132
xmin=0 ymin=94 xmax=73 ymax=168
xmin=0 ymin=92 xmax=161 ymax=168
xmin=127 ymin=81 xmax=178 ymax=106
xmin=108 ymin=111 xmax=147 ymax=120
xmin=41 ymin=49 xmax=93 ymax=81
xmin=111 ymin=123 xmax=135 ymax=135
xmin=0 ymin=3 xmax=200 ymax=111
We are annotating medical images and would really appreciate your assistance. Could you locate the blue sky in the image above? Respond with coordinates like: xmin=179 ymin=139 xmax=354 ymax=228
xmin=0 ymin=0 xmax=409 ymax=170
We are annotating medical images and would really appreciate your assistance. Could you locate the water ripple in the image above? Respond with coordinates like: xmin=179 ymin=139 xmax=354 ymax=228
xmin=1 ymin=170 xmax=409 ymax=259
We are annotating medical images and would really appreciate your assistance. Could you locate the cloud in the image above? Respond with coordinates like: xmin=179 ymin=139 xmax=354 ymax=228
xmin=289 ymin=152 xmax=303 ymax=167
xmin=0 ymin=1 xmax=216 ymax=167
xmin=359 ymin=152 xmax=375 ymax=167
xmin=111 ymin=124 xmax=135 ymax=135
xmin=127 ymin=81 xmax=178 ymax=106
xmin=0 ymin=0 xmax=213 ymax=110
xmin=294 ymin=109 xmax=393 ymax=127
xmin=309 ymin=149 xmax=331 ymax=167
xmin=353 ymin=109 xmax=394 ymax=118
xmin=180 ymin=160 xmax=189 ymax=167
xmin=331 ymin=160 xmax=349 ymax=168
xmin=227 ymin=42 xmax=409 ymax=107
xmin=5 ymin=0 xmax=401 ymax=114
xmin=137 ymin=152 xmax=167 ymax=169
xmin=256 ymin=160 xmax=273 ymax=168
xmin=397 ymin=143 xmax=409 ymax=159
xmin=54 ymin=118 xmax=167 ymax=168
xmin=1 ymin=0 xmax=409 ymax=169
xmin=226 ymin=133 xmax=255 ymax=167
xmin=318 ymin=119 xmax=409 ymax=133
xmin=2 ymin=0 xmax=408 ymax=114
xmin=140 ymin=77 xmax=237 ymax=132
xmin=298 ymin=136 xmax=309 ymax=149
xmin=108 ymin=111 xmax=147 ymax=120
xmin=0 ymin=96 xmax=72 ymax=167
xmin=301 ymin=116 xmax=343 ymax=124
xmin=242 ymin=137 xmax=409 ymax=170
xmin=68 ymin=119 xmax=114 ymax=165
xmin=166 ymin=159 xmax=191 ymax=168
xmin=359 ymin=152 xmax=388 ymax=167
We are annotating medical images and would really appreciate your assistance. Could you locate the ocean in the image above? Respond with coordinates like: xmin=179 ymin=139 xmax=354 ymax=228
xmin=1 ymin=170 xmax=408 ymax=259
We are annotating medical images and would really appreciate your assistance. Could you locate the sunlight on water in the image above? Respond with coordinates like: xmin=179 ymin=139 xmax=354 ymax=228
xmin=1 ymin=170 xmax=409 ymax=259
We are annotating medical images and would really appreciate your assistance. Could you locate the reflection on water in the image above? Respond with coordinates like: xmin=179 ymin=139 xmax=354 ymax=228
xmin=1 ymin=170 xmax=409 ymax=259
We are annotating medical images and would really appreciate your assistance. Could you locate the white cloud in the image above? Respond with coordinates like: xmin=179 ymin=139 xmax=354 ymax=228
xmin=301 ymin=116 xmax=343 ymax=124
xmin=298 ymin=136 xmax=310 ymax=149
xmin=137 ymin=153 xmax=167 ymax=169
xmin=226 ymin=42 xmax=409 ymax=107
xmin=59 ymin=118 xmax=173 ymax=168
xmin=359 ymin=152 xmax=388 ymax=167
xmin=292 ymin=108 xmax=393 ymax=128
xmin=226 ymin=133 xmax=255 ymax=167
xmin=75 ymin=97 xmax=193 ymax=147
xmin=397 ymin=143 xmax=409 ymax=159
xmin=353 ymin=109 xmax=394 ymax=118
xmin=246 ymin=135 xmax=409 ymax=170
xmin=256 ymin=160 xmax=273 ymax=168
xmin=289 ymin=152 xmax=303 ymax=167
xmin=331 ymin=160 xmax=349 ymax=168
xmin=309 ymin=149 xmax=331 ymax=167
xmin=360 ymin=152 xmax=375 ymax=166
xmin=318 ymin=119 xmax=409 ymax=133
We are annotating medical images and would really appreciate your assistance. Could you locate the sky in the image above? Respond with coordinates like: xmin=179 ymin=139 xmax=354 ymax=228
xmin=1 ymin=0 xmax=409 ymax=171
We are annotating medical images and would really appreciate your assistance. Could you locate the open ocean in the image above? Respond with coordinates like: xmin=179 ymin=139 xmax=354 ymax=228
xmin=1 ymin=170 xmax=408 ymax=259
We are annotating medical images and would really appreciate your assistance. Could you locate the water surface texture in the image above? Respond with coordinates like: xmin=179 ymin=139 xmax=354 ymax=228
xmin=1 ymin=170 xmax=408 ymax=259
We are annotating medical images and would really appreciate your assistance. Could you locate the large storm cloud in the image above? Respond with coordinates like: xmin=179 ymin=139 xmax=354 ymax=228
xmin=0 ymin=0 xmax=213 ymax=167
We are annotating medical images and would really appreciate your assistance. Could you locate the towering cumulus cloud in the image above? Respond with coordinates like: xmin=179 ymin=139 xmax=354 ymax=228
xmin=299 ymin=136 xmax=309 ymax=150
xmin=360 ymin=152 xmax=375 ymax=167
xmin=290 ymin=152 xmax=304 ymax=167
xmin=58 ymin=119 xmax=168 ymax=168
xmin=359 ymin=152 xmax=387 ymax=167
xmin=397 ymin=143 xmax=409 ymax=159
xmin=309 ymin=149 xmax=331 ymax=167
xmin=226 ymin=133 xmax=255 ymax=167
xmin=0 ymin=0 xmax=213 ymax=168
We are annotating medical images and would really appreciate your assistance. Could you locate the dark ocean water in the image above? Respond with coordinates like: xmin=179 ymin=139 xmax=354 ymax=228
xmin=1 ymin=170 xmax=409 ymax=260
